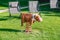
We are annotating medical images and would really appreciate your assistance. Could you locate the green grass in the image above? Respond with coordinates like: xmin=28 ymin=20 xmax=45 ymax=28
xmin=0 ymin=6 xmax=7 ymax=10
xmin=0 ymin=11 xmax=60 ymax=40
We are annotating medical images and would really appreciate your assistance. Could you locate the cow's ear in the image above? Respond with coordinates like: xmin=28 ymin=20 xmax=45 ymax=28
xmin=33 ymin=14 xmax=36 ymax=18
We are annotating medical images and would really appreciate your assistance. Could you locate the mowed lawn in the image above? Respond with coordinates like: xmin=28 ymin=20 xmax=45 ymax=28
xmin=0 ymin=6 xmax=7 ymax=10
xmin=0 ymin=11 xmax=60 ymax=40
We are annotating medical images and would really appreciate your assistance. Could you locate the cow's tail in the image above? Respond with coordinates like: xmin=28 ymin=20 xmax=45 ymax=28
xmin=21 ymin=13 xmax=23 ymax=26
xmin=21 ymin=20 xmax=23 ymax=26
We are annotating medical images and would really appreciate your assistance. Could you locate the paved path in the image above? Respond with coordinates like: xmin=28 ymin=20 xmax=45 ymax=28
xmin=0 ymin=9 xmax=8 ymax=13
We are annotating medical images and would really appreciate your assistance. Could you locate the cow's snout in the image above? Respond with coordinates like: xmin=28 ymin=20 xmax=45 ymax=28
xmin=39 ymin=17 xmax=43 ymax=22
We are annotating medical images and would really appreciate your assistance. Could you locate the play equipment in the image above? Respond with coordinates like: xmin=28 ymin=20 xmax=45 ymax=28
xmin=29 ymin=1 xmax=39 ymax=13
xmin=50 ymin=0 xmax=59 ymax=8
xmin=9 ymin=1 xmax=20 ymax=16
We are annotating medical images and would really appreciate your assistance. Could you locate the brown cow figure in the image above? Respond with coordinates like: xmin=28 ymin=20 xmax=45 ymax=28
xmin=21 ymin=13 xmax=43 ymax=33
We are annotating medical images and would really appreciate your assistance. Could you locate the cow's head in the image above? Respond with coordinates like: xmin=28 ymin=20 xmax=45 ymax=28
xmin=32 ymin=14 xmax=43 ymax=22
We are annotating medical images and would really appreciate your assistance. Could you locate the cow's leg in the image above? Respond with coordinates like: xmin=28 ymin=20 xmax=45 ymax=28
xmin=28 ymin=20 xmax=33 ymax=32
xmin=25 ymin=22 xmax=29 ymax=32
xmin=25 ymin=22 xmax=32 ymax=33
xmin=29 ymin=23 xmax=32 ymax=32
xmin=21 ymin=14 xmax=24 ymax=26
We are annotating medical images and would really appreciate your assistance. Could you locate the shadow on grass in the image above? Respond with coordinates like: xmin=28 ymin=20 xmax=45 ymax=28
xmin=45 ymin=15 xmax=60 ymax=17
xmin=0 ymin=16 xmax=21 ymax=21
xmin=0 ymin=18 xmax=8 ymax=21
xmin=9 ymin=16 xmax=21 ymax=19
xmin=40 ymin=5 xmax=60 ymax=12
xmin=40 ymin=5 xmax=60 ymax=17
xmin=0 ymin=28 xmax=25 ymax=32
xmin=41 ymin=11 xmax=60 ymax=17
